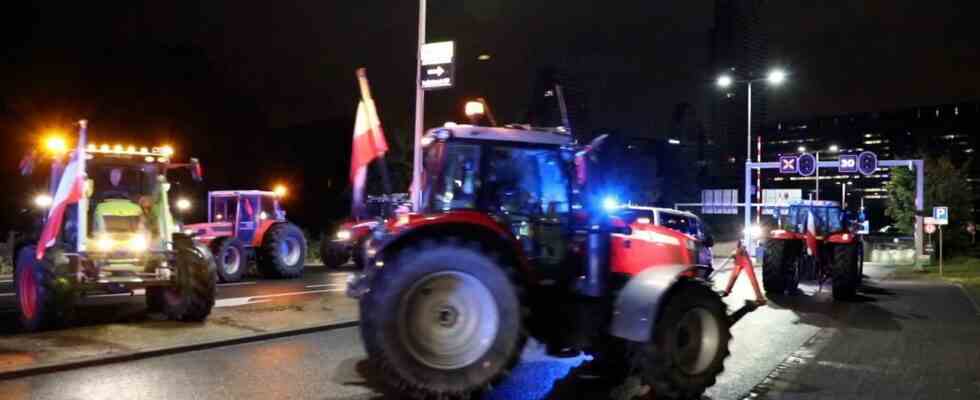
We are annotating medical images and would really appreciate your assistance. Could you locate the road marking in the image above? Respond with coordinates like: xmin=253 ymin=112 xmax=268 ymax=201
xmin=89 ymin=289 xmax=146 ymax=298
xmin=0 ymin=292 xmax=14 ymax=297
xmin=217 ymin=281 xmax=258 ymax=287
xmin=214 ymin=288 xmax=343 ymax=308
xmin=0 ymin=279 xmax=12 ymax=283
xmin=305 ymin=283 xmax=345 ymax=289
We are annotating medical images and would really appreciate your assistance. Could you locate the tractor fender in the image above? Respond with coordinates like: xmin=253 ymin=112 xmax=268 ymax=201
xmin=609 ymin=264 xmax=704 ymax=342
xmin=251 ymin=219 xmax=279 ymax=247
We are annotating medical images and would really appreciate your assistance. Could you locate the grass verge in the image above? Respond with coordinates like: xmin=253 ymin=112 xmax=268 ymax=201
xmin=894 ymin=256 xmax=980 ymax=307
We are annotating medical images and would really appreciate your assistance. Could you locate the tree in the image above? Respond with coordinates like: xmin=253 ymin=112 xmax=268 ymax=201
xmin=886 ymin=155 xmax=973 ymax=251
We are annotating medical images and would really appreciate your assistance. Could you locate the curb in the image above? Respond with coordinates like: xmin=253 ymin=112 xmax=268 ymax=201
xmin=954 ymin=283 xmax=980 ymax=316
xmin=0 ymin=319 xmax=359 ymax=380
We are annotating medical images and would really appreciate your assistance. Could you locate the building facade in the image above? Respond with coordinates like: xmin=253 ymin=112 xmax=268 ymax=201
xmin=760 ymin=100 xmax=980 ymax=221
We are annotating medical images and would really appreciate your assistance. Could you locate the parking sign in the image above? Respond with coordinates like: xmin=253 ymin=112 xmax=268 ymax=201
xmin=933 ymin=206 xmax=949 ymax=225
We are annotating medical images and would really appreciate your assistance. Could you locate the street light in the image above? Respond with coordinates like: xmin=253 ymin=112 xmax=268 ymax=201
xmin=33 ymin=194 xmax=53 ymax=209
xmin=767 ymin=69 xmax=787 ymax=85
xmin=828 ymin=144 xmax=839 ymax=153
xmin=176 ymin=198 xmax=192 ymax=212
xmin=717 ymin=67 xmax=789 ymax=249
xmin=798 ymin=145 xmax=807 ymax=152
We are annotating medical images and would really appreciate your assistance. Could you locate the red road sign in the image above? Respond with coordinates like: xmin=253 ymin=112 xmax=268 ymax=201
xmin=925 ymin=224 xmax=936 ymax=234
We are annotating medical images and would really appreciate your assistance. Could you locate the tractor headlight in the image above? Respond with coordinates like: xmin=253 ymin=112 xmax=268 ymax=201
xmin=127 ymin=234 xmax=149 ymax=252
xmin=95 ymin=235 xmax=116 ymax=252
xmin=336 ymin=229 xmax=352 ymax=241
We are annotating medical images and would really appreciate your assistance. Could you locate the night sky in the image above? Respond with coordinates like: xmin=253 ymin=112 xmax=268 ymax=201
xmin=2 ymin=1 xmax=978 ymax=232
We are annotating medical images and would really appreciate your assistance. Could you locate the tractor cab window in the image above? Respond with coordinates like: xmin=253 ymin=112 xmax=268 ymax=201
xmin=211 ymin=197 xmax=238 ymax=223
xmin=428 ymin=143 xmax=481 ymax=211
xmin=90 ymin=162 xmax=156 ymax=202
xmin=259 ymin=196 xmax=280 ymax=220
xmin=485 ymin=146 xmax=570 ymax=216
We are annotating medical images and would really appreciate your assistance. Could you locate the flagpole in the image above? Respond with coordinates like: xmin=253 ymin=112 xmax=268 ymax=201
xmin=411 ymin=0 xmax=426 ymax=211
xmin=356 ymin=68 xmax=392 ymax=195
xmin=76 ymin=119 xmax=88 ymax=252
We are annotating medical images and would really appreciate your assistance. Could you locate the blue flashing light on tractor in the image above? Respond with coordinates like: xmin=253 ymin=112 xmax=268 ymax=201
xmin=602 ymin=196 xmax=620 ymax=212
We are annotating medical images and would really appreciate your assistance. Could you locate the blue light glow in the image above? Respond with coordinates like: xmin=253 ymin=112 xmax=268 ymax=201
xmin=602 ymin=196 xmax=619 ymax=212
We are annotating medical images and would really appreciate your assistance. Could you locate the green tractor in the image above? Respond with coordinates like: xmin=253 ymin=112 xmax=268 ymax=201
xmin=14 ymin=122 xmax=216 ymax=331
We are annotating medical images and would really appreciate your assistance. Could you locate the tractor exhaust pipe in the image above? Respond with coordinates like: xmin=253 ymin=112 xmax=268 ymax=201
xmin=577 ymin=225 xmax=610 ymax=298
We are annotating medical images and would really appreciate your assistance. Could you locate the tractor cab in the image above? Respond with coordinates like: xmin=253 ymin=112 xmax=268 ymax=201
xmin=205 ymin=191 xmax=285 ymax=244
xmin=416 ymin=126 xmax=577 ymax=269
xmin=774 ymin=200 xmax=847 ymax=238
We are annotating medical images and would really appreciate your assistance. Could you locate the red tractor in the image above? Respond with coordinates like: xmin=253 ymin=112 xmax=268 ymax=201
xmin=184 ymin=191 xmax=307 ymax=282
xmin=762 ymin=200 xmax=863 ymax=300
xmin=348 ymin=126 xmax=732 ymax=399
xmin=320 ymin=193 xmax=410 ymax=268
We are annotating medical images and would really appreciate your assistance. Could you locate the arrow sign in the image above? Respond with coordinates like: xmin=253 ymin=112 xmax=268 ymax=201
xmin=426 ymin=66 xmax=446 ymax=76
xmin=779 ymin=155 xmax=798 ymax=174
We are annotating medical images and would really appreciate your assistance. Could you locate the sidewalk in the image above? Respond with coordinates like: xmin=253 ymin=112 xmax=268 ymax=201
xmin=750 ymin=268 xmax=980 ymax=399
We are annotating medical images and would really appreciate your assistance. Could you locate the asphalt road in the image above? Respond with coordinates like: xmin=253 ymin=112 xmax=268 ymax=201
xmin=0 ymin=262 xmax=901 ymax=400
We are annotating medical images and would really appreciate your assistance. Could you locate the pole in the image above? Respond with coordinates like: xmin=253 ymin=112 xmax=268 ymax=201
xmin=756 ymin=134 xmax=761 ymax=225
xmin=744 ymin=162 xmax=752 ymax=254
xmin=815 ymin=151 xmax=820 ymax=200
xmin=746 ymin=81 xmax=753 ymax=231
xmin=939 ymin=226 xmax=944 ymax=277
xmin=411 ymin=0 xmax=427 ymax=210
xmin=76 ymin=119 xmax=88 ymax=252
xmin=914 ymin=160 xmax=925 ymax=270
xmin=555 ymin=84 xmax=571 ymax=134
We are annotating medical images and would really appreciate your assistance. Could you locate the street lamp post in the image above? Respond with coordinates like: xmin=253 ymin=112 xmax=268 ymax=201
xmin=717 ymin=68 xmax=786 ymax=245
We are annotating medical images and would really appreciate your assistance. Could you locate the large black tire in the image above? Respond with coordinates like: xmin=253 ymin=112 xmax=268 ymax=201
xmin=14 ymin=245 xmax=77 ymax=332
xmin=762 ymin=239 xmax=801 ymax=295
xmin=359 ymin=241 xmax=525 ymax=399
xmin=211 ymin=237 xmax=247 ymax=282
xmin=633 ymin=280 xmax=731 ymax=399
xmin=257 ymin=223 xmax=306 ymax=278
xmin=831 ymin=243 xmax=861 ymax=300
xmin=157 ymin=238 xmax=217 ymax=321
xmin=319 ymin=239 xmax=350 ymax=269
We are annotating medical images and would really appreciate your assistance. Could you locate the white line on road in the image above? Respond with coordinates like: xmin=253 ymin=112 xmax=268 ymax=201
xmin=0 ymin=292 xmax=14 ymax=297
xmin=305 ymin=283 xmax=345 ymax=289
xmin=0 ymin=279 xmax=12 ymax=283
xmin=214 ymin=288 xmax=343 ymax=308
xmin=217 ymin=281 xmax=258 ymax=287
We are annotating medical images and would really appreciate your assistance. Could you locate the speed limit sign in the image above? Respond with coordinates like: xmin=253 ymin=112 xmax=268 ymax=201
xmin=925 ymin=224 xmax=936 ymax=234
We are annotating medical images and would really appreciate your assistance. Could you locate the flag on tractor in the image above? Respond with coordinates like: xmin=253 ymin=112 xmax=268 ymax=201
xmin=36 ymin=125 xmax=87 ymax=260
xmin=805 ymin=209 xmax=819 ymax=257
xmin=350 ymin=75 xmax=389 ymax=217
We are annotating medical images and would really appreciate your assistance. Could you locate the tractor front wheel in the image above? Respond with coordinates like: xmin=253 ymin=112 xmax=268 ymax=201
xmin=762 ymin=239 xmax=801 ymax=295
xmin=15 ymin=245 xmax=76 ymax=332
xmin=319 ymin=239 xmax=350 ymax=269
xmin=633 ymin=280 xmax=731 ymax=399
xmin=154 ymin=239 xmax=216 ymax=321
xmin=359 ymin=241 xmax=525 ymax=399
xmin=212 ymin=237 xmax=246 ymax=282
xmin=831 ymin=243 xmax=861 ymax=300
xmin=257 ymin=223 xmax=306 ymax=278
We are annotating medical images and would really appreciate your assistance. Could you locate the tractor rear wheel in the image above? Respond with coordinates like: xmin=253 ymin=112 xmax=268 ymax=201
xmin=763 ymin=239 xmax=801 ymax=295
xmin=319 ymin=239 xmax=350 ymax=269
xmin=257 ymin=223 xmax=306 ymax=278
xmin=831 ymin=243 xmax=861 ymax=300
xmin=359 ymin=241 xmax=525 ymax=399
xmin=211 ymin=237 xmax=246 ymax=282
xmin=633 ymin=280 xmax=731 ymax=399
xmin=158 ymin=239 xmax=216 ymax=321
xmin=15 ymin=245 xmax=76 ymax=332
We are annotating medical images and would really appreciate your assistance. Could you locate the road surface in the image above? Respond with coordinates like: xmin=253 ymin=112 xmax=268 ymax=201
xmin=0 ymin=262 xmax=903 ymax=399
